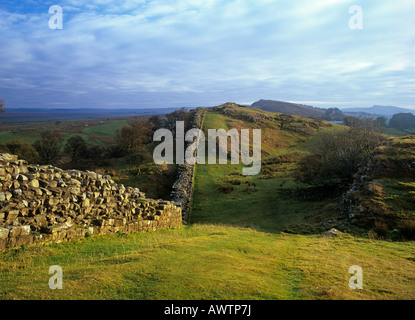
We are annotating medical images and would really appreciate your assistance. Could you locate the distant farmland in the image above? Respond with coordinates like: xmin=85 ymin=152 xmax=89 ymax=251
xmin=0 ymin=107 xmax=183 ymax=146
xmin=0 ymin=107 xmax=182 ymax=122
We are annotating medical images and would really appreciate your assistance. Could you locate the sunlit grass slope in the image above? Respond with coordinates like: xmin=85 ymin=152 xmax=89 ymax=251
xmin=1 ymin=225 xmax=414 ymax=300
xmin=190 ymin=108 xmax=345 ymax=232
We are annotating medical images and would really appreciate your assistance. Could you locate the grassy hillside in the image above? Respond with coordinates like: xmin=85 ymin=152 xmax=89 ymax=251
xmin=340 ymin=135 xmax=415 ymax=239
xmin=1 ymin=104 xmax=414 ymax=300
xmin=191 ymin=105 xmax=346 ymax=233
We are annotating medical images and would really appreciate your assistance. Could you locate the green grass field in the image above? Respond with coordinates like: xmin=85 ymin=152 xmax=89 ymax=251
xmin=1 ymin=224 xmax=414 ymax=300
xmin=81 ymin=120 xmax=128 ymax=145
xmin=0 ymin=118 xmax=129 ymax=146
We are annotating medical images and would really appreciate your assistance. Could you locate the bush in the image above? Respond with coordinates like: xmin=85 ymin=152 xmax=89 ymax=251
xmin=226 ymin=178 xmax=242 ymax=185
xmin=64 ymin=135 xmax=88 ymax=162
xmin=373 ymin=221 xmax=390 ymax=239
xmin=398 ymin=220 xmax=415 ymax=240
xmin=117 ymin=119 xmax=154 ymax=152
xmin=33 ymin=129 xmax=63 ymax=165
xmin=295 ymin=126 xmax=386 ymax=187
xmin=0 ymin=139 xmax=40 ymax=163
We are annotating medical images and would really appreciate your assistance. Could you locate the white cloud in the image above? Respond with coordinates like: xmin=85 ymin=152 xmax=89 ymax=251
xmin=0 ymin=0 xmax=414 ymax=109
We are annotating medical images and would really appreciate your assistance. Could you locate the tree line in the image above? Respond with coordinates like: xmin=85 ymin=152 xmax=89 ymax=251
xmin=0 ymin=102 xmax=189 ymax=172
xmin=348 ymin=113 xmax=415 ymax=131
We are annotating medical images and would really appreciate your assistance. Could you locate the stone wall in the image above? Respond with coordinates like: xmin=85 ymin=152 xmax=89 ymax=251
xmin=170 ymin=107 xmax=206 ymax=222
xmin=339 ymin=137 xmax=415 ymax=228
xmin=0 ymin=153 xmax=182 ymax=251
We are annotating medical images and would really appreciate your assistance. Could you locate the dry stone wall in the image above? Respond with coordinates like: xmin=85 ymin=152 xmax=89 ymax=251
xmin=339 ymin=137 xmax=415 ymax=228
xmin=170 ymin=107 xmax=206 ymax=222
xmin=0 ymin=153 xmax=182 ymax=251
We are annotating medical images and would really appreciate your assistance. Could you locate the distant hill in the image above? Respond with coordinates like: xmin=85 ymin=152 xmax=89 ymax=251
xmin=250 ymin=99 xmax=344 ymax=121
xmin=341 ymin=105 xmax=414 ymax=118
xmin=0 ymin=107 xmax=184 ymax=122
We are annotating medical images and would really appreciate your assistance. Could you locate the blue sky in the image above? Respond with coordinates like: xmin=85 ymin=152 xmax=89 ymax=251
xmin=0 ymin=0 xmax=414 ymax=109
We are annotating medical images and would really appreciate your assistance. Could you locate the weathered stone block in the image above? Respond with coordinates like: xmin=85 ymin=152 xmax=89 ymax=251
xmin=8 ymin=225 xmax=31 ymax=238
xmin=0 ymin=227 xmax=9 ymax=240
xmin=17 ymin=174 xmax=28 ymax=181
xmin=6 ymin=210 xmax=19 ymax=221
xmin=29 ymin=179 xmax=40 ymax=188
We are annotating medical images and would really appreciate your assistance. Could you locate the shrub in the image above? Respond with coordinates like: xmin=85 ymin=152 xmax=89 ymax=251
xmin=398 ymin=220 xmax=415 ymax=240
xmin=0 ymin=139 xmax=40 ymax=164
xmin=389 ymin=113 xmax=415 ymax=130
xmin=226 ymin=178 xmax=242 ymax=185
xmin=373 ymin=221 xmax=390 ymax=239
xmin=64 ymin=135 xmax=88 ymax=162
xmin=117 ymin=119 xmax=154 ymax=152
xmin=33 ymin=129 xmax=63 ymax=165
xmin=295 ymin=126 xmax=386 ymax=187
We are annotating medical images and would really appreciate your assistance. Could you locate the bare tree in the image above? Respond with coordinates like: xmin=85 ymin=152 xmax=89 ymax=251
xmin=117 ymin=119 xmax=154 ymax=152
xmin=296 ymin=121 xmax=386 ymax=187
xmin=0 ymin=98 xmax=6 ymax=118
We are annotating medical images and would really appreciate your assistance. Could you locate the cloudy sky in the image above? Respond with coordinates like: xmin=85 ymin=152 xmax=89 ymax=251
xmin=0 ymin=0 xmax=414 ymax=109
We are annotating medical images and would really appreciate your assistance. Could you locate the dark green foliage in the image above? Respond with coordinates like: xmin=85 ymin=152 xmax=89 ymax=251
xmin=376 ymin=116 xmax=387 ymax=128
xmin=33 ymin=129 xmax=63 ymax=165
xmin=389 ymin=113 xmax=415 ymax=130
xmin=0 ymin=139 xmax=40 ymax=163
xmin=398 ymin=220 xmax=415 ymax=240
xmin=64 ymin=135 xmax=88 ymax=162
xmin=373 ymin=221 xmax=390 ymax=239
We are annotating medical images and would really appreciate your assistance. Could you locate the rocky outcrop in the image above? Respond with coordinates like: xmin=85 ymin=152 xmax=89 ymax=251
xmin=0 ymin=153 xmax=182 ymax=251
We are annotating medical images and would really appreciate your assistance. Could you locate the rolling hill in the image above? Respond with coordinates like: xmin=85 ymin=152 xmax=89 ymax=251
xmin=341 ymin=105 xmax=415 ymax=118
xmin=250 ymin=99 xmax=344 ymax=121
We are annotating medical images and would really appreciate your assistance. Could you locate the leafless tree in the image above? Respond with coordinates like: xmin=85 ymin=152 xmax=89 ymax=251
xmin=296 ymin=120 xmax=386 ymax=186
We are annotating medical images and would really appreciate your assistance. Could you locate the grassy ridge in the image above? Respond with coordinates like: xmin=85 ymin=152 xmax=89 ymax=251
xmin=1 ymin=224 xmax=414 ymax=300
xmin=190 ymin=109 xmax=343 ymax=232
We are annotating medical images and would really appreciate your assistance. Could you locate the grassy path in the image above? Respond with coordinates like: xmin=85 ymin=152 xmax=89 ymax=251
xmin=1 ymin=224 xmax=414 ymax=300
